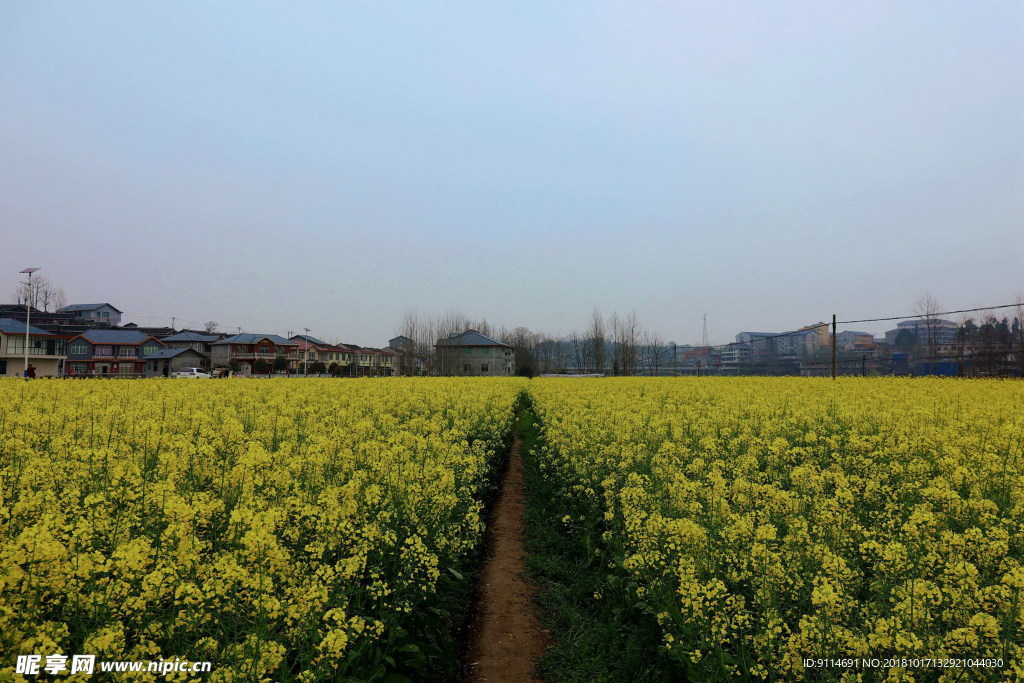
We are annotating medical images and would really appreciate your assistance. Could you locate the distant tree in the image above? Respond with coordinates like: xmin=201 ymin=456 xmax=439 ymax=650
xmin=310 ymin=361 xmax=327 ymax=374
xmin=328 ymin=362 xmax=340 ymax=377
xmin=500 ymin=326 xmax=539 ymax=377
xmin=204 ymin=321 xmax=219 ymax=334
xmin=1015 ymin=295 xmax=1024 ymax=376
xmin=253 ymin=358 xmax=270 ymax=374
xmin=642 ymin=331 xmax=667 ymax=376
xmin=914 ymin=294 xmax=941 ymax=358
xmin=13 ymin=275 xmax=67 ymax=312
xmin=954 ymin=316 xmax=976 ymax=376
xmin=588 ymin=310 xmax=606 ymax=374
xmin=273 ymin=355 xmax=288 ymax=372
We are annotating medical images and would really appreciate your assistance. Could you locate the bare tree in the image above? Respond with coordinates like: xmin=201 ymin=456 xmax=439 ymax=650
xmin=914 ymin=294 xmax=941 ymax=359
xmin=614 ymin=311 xmax=638 ymax=376
xmin=642 ymin=330 xmax=666 ymax=376
xmin=587 ymin=309 xmax=606 ymax=374
xmin=568 ymin=330 xmax=587 ymax=373
xmin=1015 ymin=295 xmax=1024 ymax=377
xmin=13 ymin=275 xmax=67 ymax=312
xmin=204 ymin=321 xmax=220 ymax=334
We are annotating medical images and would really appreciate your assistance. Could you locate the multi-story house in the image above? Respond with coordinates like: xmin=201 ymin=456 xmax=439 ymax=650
xmin=884 ymin=319 xmax=958 ymax=347
xmin=388 ymin=335 xmax=420 ymax=375
xmin=64 ymin=329 xmax=164 ymax=376
xmin=290 ymin=334 xmax=354 ymax=373
xmin=836 ymin=331 xmax=875 ymax=349
xmin=0 ymin=318 xmax=67 ymax=377
xmin=210 ymin=334 xmax=300 ymax=373
xmin=58 ymin=303 xmax=123 ymax=326
xmin=720 ymin=344 xmax=752 ymax=371
xmin=435 ymin=330 xmax=515 ymax=376
xmin=378 ymin=348 xmax=395 ymax=376
xmin=160 ymin=331 xmax=222 ymax=368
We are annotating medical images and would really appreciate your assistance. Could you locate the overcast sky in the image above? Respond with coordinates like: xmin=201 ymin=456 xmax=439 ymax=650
xmin=2 ymin=2 xmax=1021 ymax=344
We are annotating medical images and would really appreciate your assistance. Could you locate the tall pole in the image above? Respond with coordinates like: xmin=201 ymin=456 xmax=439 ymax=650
xmin=672 ymin=342 xmax=677 ymax=376
xmin=303 ymin=328 xmax=310 ymax=376
xmin=19 ymin=268 xmax=40 ymax=377
xmin=831 ymin=314 xmax=837 ymax=380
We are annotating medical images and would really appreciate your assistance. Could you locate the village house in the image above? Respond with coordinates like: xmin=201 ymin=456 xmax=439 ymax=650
xmin=0 ymin=318 xmax=67 ymax=377
xmin=58 ymin=303 xmax=123 ymax=327
xmin=435 ymin=330 xmax=515 ymax=376
xmin=210 ymin=334 xmax=300 ymax=373
xmin=143 ymin=347 xmax=209 ymax=377
xmin=64 ymin=329 xmax=164 ymax=376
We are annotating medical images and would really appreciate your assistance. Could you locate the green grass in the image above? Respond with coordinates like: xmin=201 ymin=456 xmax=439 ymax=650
xmin=518 ymin=403 xmax=677 ymax=682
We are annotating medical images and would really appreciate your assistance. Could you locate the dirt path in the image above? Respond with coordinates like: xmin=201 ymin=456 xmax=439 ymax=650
xmin=464 ymin=432 xmax=550 ymax=682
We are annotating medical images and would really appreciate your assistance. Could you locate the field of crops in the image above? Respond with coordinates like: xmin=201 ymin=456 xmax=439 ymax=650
xmin=3 ymin=376 xmax=1022 ymax=681
xmin=0 ymin=378 xmax=525 ymax=681
xmin=530 ymin=378 xmax=1024 ymax=680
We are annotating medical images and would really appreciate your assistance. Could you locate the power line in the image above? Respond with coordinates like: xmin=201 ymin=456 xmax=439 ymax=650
xmin=837 ymin=303 xmax=1021 ymax=325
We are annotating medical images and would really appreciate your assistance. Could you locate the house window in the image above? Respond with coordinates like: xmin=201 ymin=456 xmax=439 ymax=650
xmin=118 ymin=347 xmax=137 ymax=358
xmin=94 ymin=345 xmax=113 ymax=357
xmin=119 ymin=364 xmax=135 ymax=375
xmin=258 ymin=345 xmax=270 ymax=354
xmin=464 ymin=364 xmax=471 ymax=372
xmin=143 ymin=345 xmax=158 ymax=356
xmin=463 ymin=348 xmax=472 ymax=355
xmin=481 ymin=363 xmax=488 ymax=372
xmin=70 ymin=343 xmax=88 ymax=355
xmin=70 ymin=363 xmax=88 ymax=374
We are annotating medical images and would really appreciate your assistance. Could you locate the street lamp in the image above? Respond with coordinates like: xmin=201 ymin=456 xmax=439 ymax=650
xmin=19 ymin=268 xmax=40 ymax=377
xmin=303 ymin=328 xmax=310 ymax=376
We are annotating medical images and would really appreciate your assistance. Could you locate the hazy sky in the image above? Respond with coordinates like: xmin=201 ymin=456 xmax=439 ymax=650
xmin=2 ymin=2 xmax=1021 ymax=344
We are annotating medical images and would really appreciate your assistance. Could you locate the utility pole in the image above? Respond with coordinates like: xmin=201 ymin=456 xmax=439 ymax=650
xmin=672 ymin=342 xmax=677 ymax=376
xmin=19 ymin=268 xmax=40 ymax=377
xmin=702 ymin=314 xmax=708 ymax=348
xmin=303 ymin=327 xmax=310 ymax=376
xmin=831 ymin=314 xmax=837 ymax=380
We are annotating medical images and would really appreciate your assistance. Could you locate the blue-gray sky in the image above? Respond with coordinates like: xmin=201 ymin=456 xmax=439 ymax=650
xmin=2 ymin=2 xmax=1021 ymax=344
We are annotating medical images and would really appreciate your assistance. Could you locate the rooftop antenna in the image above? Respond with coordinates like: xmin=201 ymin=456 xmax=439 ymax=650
xmin=702 ymin=314 xmax=708 ymax=347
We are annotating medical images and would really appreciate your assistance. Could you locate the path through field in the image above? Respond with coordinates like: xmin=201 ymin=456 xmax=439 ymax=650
xmin=465 ymin=431 xmax=550 ymax=681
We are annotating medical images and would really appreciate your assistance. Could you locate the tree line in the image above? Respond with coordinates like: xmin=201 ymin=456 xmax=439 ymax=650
xmin=395 ymin=308 xmax=673 ymax=377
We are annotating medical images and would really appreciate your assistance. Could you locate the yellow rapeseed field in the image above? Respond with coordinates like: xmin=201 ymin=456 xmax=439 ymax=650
xmin=0 ymin=378 xmax=525 ymax=681
xmin=530 ymin=377 xmax=1023 ymax=681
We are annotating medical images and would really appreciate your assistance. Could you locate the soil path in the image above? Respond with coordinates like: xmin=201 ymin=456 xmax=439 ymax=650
xmin=464 ymin=431 xmax=550 ymax=682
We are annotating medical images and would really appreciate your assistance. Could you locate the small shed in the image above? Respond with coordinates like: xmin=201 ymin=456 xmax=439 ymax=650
xmin=143 ymin=348 xmax=207 ymax=377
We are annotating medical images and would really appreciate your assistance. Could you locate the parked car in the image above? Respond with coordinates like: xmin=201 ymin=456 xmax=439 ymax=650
xmin=173 ymin=367 xmax=211 ymax=379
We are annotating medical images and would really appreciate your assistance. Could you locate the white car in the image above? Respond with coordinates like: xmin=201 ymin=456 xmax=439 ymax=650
xmin=173 ymin=367 xmax=211 ymax=379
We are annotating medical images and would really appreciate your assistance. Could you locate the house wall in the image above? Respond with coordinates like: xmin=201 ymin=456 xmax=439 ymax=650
xmin=145 ymin=351 xmax=206 ymax=377
xmin=436 ymin=346 xmax=515 ymax=376
xmin=0 ymin=331 xmax=66 ymax=377
xmin=0 ymin=357 xmax=61 ymax=377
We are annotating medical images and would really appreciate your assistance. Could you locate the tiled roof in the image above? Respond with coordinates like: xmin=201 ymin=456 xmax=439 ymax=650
xmin=291 ymin=334 xmax=329 ymax=345
xmin=59 ymin=303 xmax=123 ymax=313
xmin=162 ymin=331 xmax=221 ymax=342
xmin=213 ymin=334 xmax=298 ymax=346
xmin=74 ymin=329 xmax=157 ymax=345
xmin=0 ymin=318 xmax=53 ymax=336
xmin=435 ymin=329 xmax=511 ymax=348
xmin=142 ymin=348 xmax=196 ymax=359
